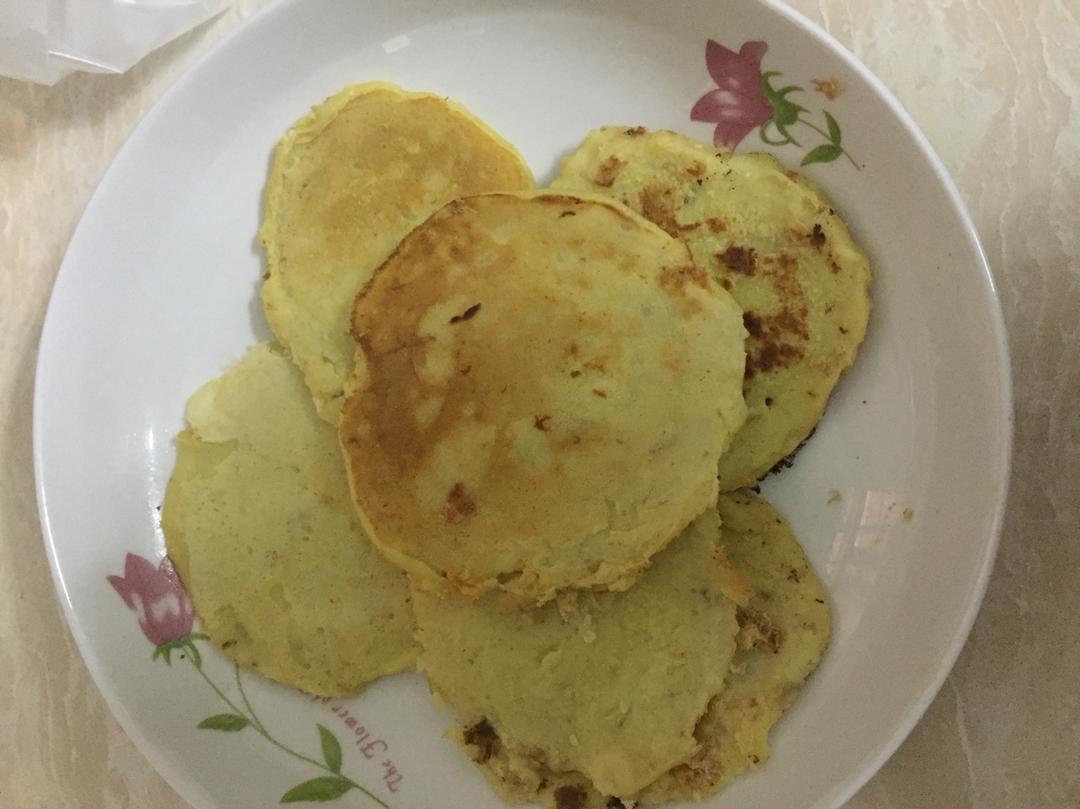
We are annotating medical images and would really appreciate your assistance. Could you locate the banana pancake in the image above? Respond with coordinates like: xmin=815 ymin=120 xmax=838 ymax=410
xmin=340 ymin=190 xmax=747 ymax=603
xmin=413 ymin=510 xmax=739 ymax=799
xmin=553 ymin=127 xmax=870 ymax=490
xmin=162 ymin=343 xmax=418 ymax=696
xmin=452 ymin=491 xmax=830 ymax=807
xmin=260 ymin=82 xmax=534 ymax=423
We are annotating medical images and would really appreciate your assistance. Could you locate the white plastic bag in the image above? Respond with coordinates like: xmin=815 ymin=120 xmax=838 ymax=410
xmin=0 ymin=0 xmax=229 ymax=85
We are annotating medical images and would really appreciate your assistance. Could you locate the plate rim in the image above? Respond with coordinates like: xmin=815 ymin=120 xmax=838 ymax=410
xmin=32 ymin=0 xmax=1014 ymax=806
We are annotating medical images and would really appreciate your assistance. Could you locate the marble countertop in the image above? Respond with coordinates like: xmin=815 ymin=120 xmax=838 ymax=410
xmin=1 ymin=1 xmax=1077 ymax=807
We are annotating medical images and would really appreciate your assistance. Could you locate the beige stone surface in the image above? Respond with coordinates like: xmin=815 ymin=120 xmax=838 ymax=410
xmin=0 ymin=1 xmax=1076 ymax=807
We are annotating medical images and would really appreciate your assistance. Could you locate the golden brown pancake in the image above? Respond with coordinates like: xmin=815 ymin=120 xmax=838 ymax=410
xmin=340 ymin=190 xmax=747 ymax=603
xmin=260 ymin=82 xmax=534 ymax=423
xmin=162 ymin=343 xmax=418 ymax=696
xmin=553 ymin=127 xmax=870 ymax=490
xmin=413 ymin=510 xmax=739 ymax=799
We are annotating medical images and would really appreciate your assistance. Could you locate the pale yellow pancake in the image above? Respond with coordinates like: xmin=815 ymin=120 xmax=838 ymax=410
xmin=260 ymin=82 xmax=534 ymax=423
xmin=340 ymin=190 xmax=747 ymax=603
xmin=453 ymin=491 xmax=830 ymax=808
xmin=413 ymin=510 xmax=739 ymax=799
xmin=641 ymin=491 xmax=830 ymax=801
xmin=553 ymin=127 xmax=870 ymax=490
xmin=162 ymin=343 xmax=418 ymax=696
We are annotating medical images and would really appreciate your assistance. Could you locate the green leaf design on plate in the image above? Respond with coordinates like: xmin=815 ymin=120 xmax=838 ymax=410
xmin=185 ymin=638 xmax=202 ymax=669
xmin=824 ymin=110 xmax=842 ymax=144
xmin=281 ymin=776 xmax=354 ymax=803
xmin=801 ymin=144 xmax=844 ymax=166
xmin=317 ymin=724 xmax=343 ymax=774
xmin=197 ymin=713 xmax=249 ymax=732
xmin=761 ymin=71 xmax=806 ymax=128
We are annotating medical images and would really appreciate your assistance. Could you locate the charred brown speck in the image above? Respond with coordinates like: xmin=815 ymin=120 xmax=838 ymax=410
xmin=717 ymin=245 xmax=757 ymax=275
xmin=462 ymin=718 xmax=500 ymax=763
xmin=449 ymin=302 xmax=482 ymax=324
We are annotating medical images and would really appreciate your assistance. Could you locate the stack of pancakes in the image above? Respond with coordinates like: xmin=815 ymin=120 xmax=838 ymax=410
xmin=162 ymin=82 xmax=869 ymax=807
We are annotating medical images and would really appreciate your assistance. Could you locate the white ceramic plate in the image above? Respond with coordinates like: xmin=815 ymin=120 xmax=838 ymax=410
xmin=34 ymin=1 xmax=1012 ymax=807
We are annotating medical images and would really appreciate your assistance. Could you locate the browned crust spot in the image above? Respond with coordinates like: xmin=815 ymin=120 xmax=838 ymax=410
xmin=717 ymin=245 xmax=757 ymax=275
xmin=534 ymin=415 xmax=552 ymax=431
xmin=742 ymin=311 xmax=764 ymax=339
xmin=462 ymin=719 xmax=500 ymax=763
xmin=746 ymin=341 xmax=803 ymax=379
xmin=684 ymin=160 xmax=706 ymax=178
xmin=663 ymin=263 xmax=709 ymax=289
xmin=594 ymin=155 xmax=627 ymax=187
xmin=772 ymin=306 xmax=810 ymax=341
xmin=638 ymin=185 xmax=682 ymax=237
xmin=441 ymin=483 xmax=476 ymax=523
xmin=706 ymin=217 xmax=728 ymax=233
xmin=449 ymin=302 xmax=481 ymax=324
xmin=569 ymin=369 xmax=582 ymax=378
xmin=635 ymin=187 xmax=704 ymax=235
xmin=769 ymin=251 xmax=799 ymax=275
xmin=624 ymin=126 xmax=647 ymax=136
xmin=742 ymin=304 xmax=810 ymax=362
xmin=743 ymin=302 xmax=812 ymax=345
xmin=736 ymin=606 xmax=782 ymax=653
xmin=591 ymin=388 xmax=608 ymax=398
xmin=554 ymin=786 xmax=587 ymax=809
xmin=559 ymin=210 xmax=576 ymax=218
xmin=810 ymin=223 xmax=826 ymax=247
xmin=657 ymin=264 xmax=709 ymax=317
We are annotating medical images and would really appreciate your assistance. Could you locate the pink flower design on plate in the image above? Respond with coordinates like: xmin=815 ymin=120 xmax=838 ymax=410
xmin=105 ymin=552 xmax=390 ymax=806
xmin=108 ymin=553 xmax=194 ymax=645
xmin=692 ymin=40 xmax=773 ymax=150
xmin=691 ymin=37 xmax=860 ymax=168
